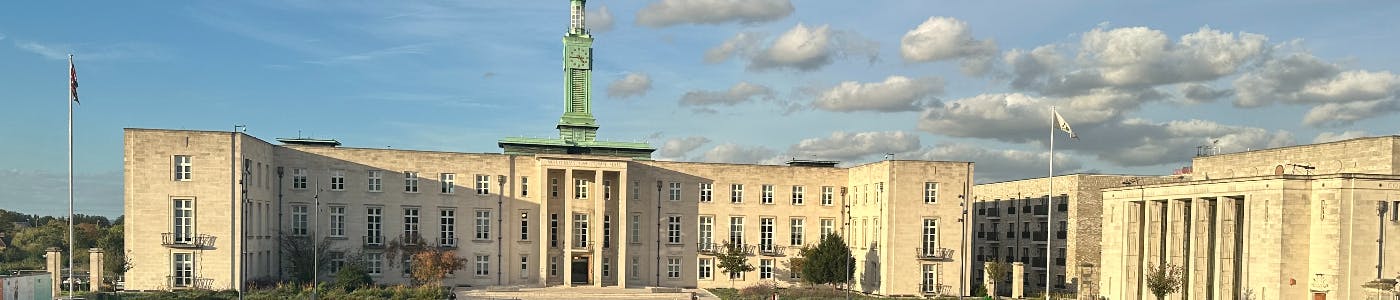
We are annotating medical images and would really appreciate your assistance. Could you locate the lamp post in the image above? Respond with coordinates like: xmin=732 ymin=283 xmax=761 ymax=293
xmin=233 ymin=124 xmax=245 ymax=300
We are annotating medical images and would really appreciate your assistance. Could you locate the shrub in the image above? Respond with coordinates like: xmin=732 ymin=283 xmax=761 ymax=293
xmin=738 ymin=281 xmax=779 ymax=298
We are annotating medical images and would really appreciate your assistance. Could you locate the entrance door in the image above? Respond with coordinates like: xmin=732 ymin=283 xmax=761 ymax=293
xmin=571 ymin=256 xmax=590 ymax=284
xmin=1313 ymin=293 xmax=1325 ymax=300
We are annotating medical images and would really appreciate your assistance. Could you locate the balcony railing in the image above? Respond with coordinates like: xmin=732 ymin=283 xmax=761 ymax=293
xmin=1034 ymin=205 xmax=1049 ymax=215
xmin=915 ymin=247 xmax=953 ymax=260
xmin=572 ymin=240 xmax=595 ymax=251
xmin=439 ymin=237 xmax=458 ymax=248
xmin=1021 ymin=205 xmax=1031 ymax=213
xmin=1006 ymin=207 xmax=1016 ymax=215
xmin=697 ymin=242 xmax=718 ymax=253
xmin=975 ymin=255 xmax=985 ymax=261
xmin=166 ymin=275 xmax=213 ymax=290
xmin=1056 ymin=257 xmax=1066 ymax=266
xmin=362 ymin=235 xmax=384 ymax=248
xmin=985 ymin=209 xmax=1001 ymax=218
xmin=401 ymin=235 xmax=422 ymax=246
xmin=919 ymin=283 xmax=952 ymax=295
xmin=161 ymin=233 xmax=215 ymax=249
xmin=1056 ymin=230 xmax=1066 ymax=239
xmin=1020 ymin=231 xmax=1031 ymax=239
xmin=1020 ymin=256 xmax=1030 ymax=264
xmin=1031 ymin=257 xmax=1047 ymax=267
xmin=984 ymin=233 xmax=999 ymax=241
xmin=1004 ymin=256 xmax=1015 ymax=263
xmin=1033 ymin=231 xmax=1048 ymax=242
xmin=759 ymin=245 xmax=787 ymax=256
xmin=1057 ymin=203 xmax=1068 ymax=212
xmin=1004 ymin=231 xmax=1014 ymax=238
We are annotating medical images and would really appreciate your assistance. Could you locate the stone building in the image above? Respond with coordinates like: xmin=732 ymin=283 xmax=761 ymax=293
xmin=1099 ymin=136 xmax=1400 ymax=300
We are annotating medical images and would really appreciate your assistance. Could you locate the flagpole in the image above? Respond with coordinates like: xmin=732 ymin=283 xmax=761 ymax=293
xmin=1046 ymin=106 xmax=1054 ymax=299
xmin=67 ymin=53 xmax=76 ymax=299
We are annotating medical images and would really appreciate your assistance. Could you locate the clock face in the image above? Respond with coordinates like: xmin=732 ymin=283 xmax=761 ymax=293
xmin=566 ymin=47 xmax=590 ymax=69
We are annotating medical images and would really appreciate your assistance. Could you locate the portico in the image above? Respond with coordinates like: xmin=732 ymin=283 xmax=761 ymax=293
xmin=537 ymin=156 xmax=630 ymax=287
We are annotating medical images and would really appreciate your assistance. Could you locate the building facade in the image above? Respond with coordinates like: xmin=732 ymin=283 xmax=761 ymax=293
xmin=1099 ymin=136 xmax=1400 ymax=300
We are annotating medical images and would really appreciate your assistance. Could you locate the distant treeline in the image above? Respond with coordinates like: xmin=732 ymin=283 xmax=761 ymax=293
xmin=0 ymin=208 xmax=127 ymax=279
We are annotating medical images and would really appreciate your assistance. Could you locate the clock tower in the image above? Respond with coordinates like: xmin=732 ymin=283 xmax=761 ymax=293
xmin=558 ymin=0 xmax=597 ymax=143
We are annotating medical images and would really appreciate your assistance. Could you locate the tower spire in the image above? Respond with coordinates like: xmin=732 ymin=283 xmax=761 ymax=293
xmin=569 ymin=0 xmax=587 ymax=36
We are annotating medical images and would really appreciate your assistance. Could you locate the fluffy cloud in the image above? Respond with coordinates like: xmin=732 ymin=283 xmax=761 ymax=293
xmin=587 ymin=4 xmax=615 ymax=33
xmin=812 ymin=76 xmax=944 ymax=112
xmin=704 ymin=32 xmax=764 ymax=64
xmin=1068 ymin=118 xmax=1295 ymax=167
xmin=1179 ymin=83 xmax=1232 ymax=103
xmin=710 ymin=23 xmax=877 ymax=72
xmin=1302 ymin=100 xmax=1400 ymax=127
xmin=1233 ymin=53 xmax=1400 ymax=126
xmin=1313 ymin=130 xmax=1368 ymax=143
xmin=900 ymin=17 xmax=997 ymax=75
xmin=787 ymin=131 xmax=922 ymax=162
xmin=656 ymin=136 xmax=712 ymax=160
xmin=636 ymin=0 xmax=793 ymax=28
xmin=701 ymin=143 xmax=780 ymax=164
xmin=607 ymin=72 xmax=652 ymax=99
xmin=678 ymin=82 xmax=775 ymax=108
xmin=918 ymin=92 xmax=1122 ymax=143
xmin=903 ymin=143 xmax=1082 ymax=183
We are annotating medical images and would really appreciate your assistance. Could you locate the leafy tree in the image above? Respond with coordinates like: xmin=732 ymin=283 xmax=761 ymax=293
xmin=1145 ymin=263 xmax=1183 ymax=300
xmin=983 ymin=258 xmax=1011 ymax=298
xmin=714 ymin=243 xmax=754 ymax=288
xmin=333 ymin=258 xmax=372 ymax=290
xmin=801 ymin=234 xmax=854 ymax=288
xmin=410 ymin=249 xmax=467 ymax=286
xmin=278 ymin=233 xmax=333 ymax=283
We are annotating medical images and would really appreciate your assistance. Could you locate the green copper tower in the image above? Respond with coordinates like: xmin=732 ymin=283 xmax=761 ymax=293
xmin=498 ymin=0 xmax=656 ymax=159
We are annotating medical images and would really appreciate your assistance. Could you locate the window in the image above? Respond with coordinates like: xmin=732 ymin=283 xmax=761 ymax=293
xmin=329 ymin=206 xmax=345 ymax=237
xmin=669 ymin=182 xmax=682 ymax=201
xmin=520 ymin=256 xmax=529 ymax=278
xmin=367 ymin=253 xmax=382 ymax=275
xmin=821 ymin=186 xmax=834 ymax=205
xmin=174 ymin=155 xmax=192 ymax=181
xmin=366 ymin=207 xmax=383 ymax=244
xmin=575 ymin=178 xmax=589 ymax=199
xmin=367 ymin=170 xmax=382 ymax=192
xmin=631 ymin=181 xmax=639 ymax=201
xmin=630 ymin=256 xmax=639 ymax=279
xmin=790 ymin=218 xmax=805 ymax=246
xmin=761 ymin=185 xmax=774 ymax=204
xmin=440 ymin=209 xmax=456 ymax=246
xmin=630 ymin=213 xmax=641 ymax=243
xmin=550 ymin=178 xmax=559 ymax=198
xmin=1393 ymin=201 xmax=1399 ymax=221
xmin=729 ymin=217 xmax=745 ymax=246
xmin=922 ymin=219 xmax=938 ymax=254
xmin=759 ymin=217 xmax=774 ymax=252
xmin=667 ymin=257 xmax=681 ymax=278
xmin=820 ymin=219 xmax=835 ymax=238
xmin=173 ymin=199 xmax=194 ymax=242
xmin=403 ymin=208 xmax=420 ymax=244
xmin=698 ymin=183 xmax=713 ymax=202
xmin=924 ymin=182 xmax=938 ymax=203
xmin=474 ymin=210 xmax=491 ymax=240
xmin=604 ymin=215 xmax=612 ymax=248
xmin=403 ymin=257 xmax=413 ymax=276
xmin=550 ymin=256 xmax=558 ymax=276
xmin=521 ymin=177 xmax=529 ymax=197
xmin=730 ymin=184 xmax=744 ymax=203
xmin=440 ymin=173 xmax=455 ymax=194
xmin=574 ymin=214 xmax=590 ymax=248
xmin=698 ymin=258 xmax=713 ymax=280
xmin=329 ymin=170 xmax=345 ymax=190
xmin=172 ymin=253 xmax=193 ymax=287
xmin=698 ymin=216 xmax=714 ymax=251
xmin=404 ymin=172 xmax=419 ymax=193
xmin=550 ymin=213 xmax=559 ymax=248
xmin=291 ymin=205 xmax=308 ymax=236
xmin=475 ymin=255 xmax=490 ymax=276
xmin=602 ymin=180 xmax=613 ymax=200
xmin=759 ymin=259 xmax=773 ymax=279
xmin=667 ymin=215 xmax=682 ymax=244
xmin=476 ymin=174 xmax=491 ymax=195
xmin=922 ymin=264 xmax=938 ymax=293
xmin=788 ymin=186 xmax=803 ymax=205
xmin=292 ymin=168 xmax=307 ymax=189
xmin=520 ymin=211 xmax=529 ymax=240
xmin=328 ymin=251 xmax=345 ymax=273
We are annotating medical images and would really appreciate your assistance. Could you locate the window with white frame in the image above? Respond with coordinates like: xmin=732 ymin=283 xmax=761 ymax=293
xmin=731 ymin=184 xmax=744 ymax=203
xmin=330 ymin=170 xmax=345 ymax=190
xmin=474 ymin=209 xmax=491 ymax=240
xmin=292 ymin=168 xmax=307 ymax=189
xmin=520 ymin=256 xmax=529 ymax=278
xmin=822 ymin=186 xmax=834 ymax=205
xmin=698 ymin=258 xmax=713 ymax=280
xmin=924 ymin=182 xmax=938 ymax=203
xmin=790 ymin=218 xmax=805 ymax=246
xmin=698 ymin=216 xmax=713 ymax=251
xmin=476 ymin=174 xmax=491 ymax=195
xmin=922 ymin=264 xmax=938 ymax=292
xmin=521 ymin=176 xmax=529 ymax=197
xmin=698 ymin=183 xmax=713 ymax=202
xmin=761 ymin=185 xmax=774 ymax=204
xmin=820 ymin=218 xmax=835 ymax=239
xmin=519 ymin=211 xmax=529 ymax=240
xmin=922 ymin=219 xmax=938 ymax=254
xmin=729 ymin=216 xmax=745 ymax=246
xmin=875 ymin=182 xmax=884 ymax=203
xmin=669 ymin=182 xmax=681 ymax=201
xmin=328 ymin=251 xmax=345 ymax=273
xmin=367 ymin=252 xmax=382 ymax=275
xmin=403 ymin=257 xmax=412 ymax=276
xmin=291 ymin=204 xmax=308 ymax=236
xmin=329 ymin=206 xmax=346 ymax=237
xmin=550 ymin=257 xmax=558 ymax=277
xmin=630 ymin=213 xmax=641 ymax=243
xmin=603 ymin=215 xmax=612 ymax=248
xmin=574 ymin=214 xmax=590 ymax=248
xmin=603 ymin=180 xmax=612 ymax=201
xmin=602 ymin=257 xmax=611 ymax=277
xmin=173 ymin=199 xmax=194 ymax=242
xmin=403 ymin=208 xmax=420 ymax=244
xmin=172 ymin=253 xmax=193 ymax=287
xmin=630 ymin=256 xmax=639 ymax=279
xmin=403 ymin=172 xmax=418 ymax=193
xmin=550 ymin=178 xmax=559 ymax=198
xmin=631 ymin=181 xmax=639 ymax=200
xmin=792 ymin=186 xmax=805 ymax=205
xmin=759 ymin=259 xmax=773 ymax=279
xmin=475 ymin=255 xmax=490 ymax=276
xmin=440 ymin=209 xmax=456 ymax=246
xmin=367 ymin=170 xmax=382 ymax=192
xmin=440 ymin=173 xmax=455 ymax=194
xmin=759 ymin=217 xmax=774 ymax=252
xmin=366 ymin=207 xmax=383 ymax=244
xmin=667 ymin=215 xmax=682 ymax=244
xmin=667 ymin=257 xmax=681 ymax=278
xmin=174 ymin=155 xmax=192 ymax=181
xmin=550 ymin=214 xmax=559 ymax=248
xmin=575 ymin=178 xmax=589 ymax=199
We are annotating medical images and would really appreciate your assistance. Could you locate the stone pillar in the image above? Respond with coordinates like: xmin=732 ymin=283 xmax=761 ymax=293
xmin=538 ymin=167 xmax=550 ymax=286
xmin=1012 ymin=262 xmax=1024 ymax=299
xmin=90 ymin=248 xmax=104 ymax=292
xmin=563 ymin=168 xmax=575 ymax=287
xmin=592 ymin=170 xmax=604 ymax=287
xmin=46 ymin=247 xmax=61 ymax=298
xmin=618 ymin=171 xmax=630 ymax=288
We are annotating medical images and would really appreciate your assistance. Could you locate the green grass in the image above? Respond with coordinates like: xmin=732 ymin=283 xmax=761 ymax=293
xmin=707 ymin=287 xmax=944 ymax=300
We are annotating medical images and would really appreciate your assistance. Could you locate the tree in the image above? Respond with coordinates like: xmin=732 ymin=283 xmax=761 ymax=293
xmin=278 ymin=233 xmax=334 ymax=283
xmin=1145 ymin=263 xmax=1183 ymax=300
xmin=333 ymin=258 xmax=372 ymax=290
xmin=714 ymin=243 xmax=754 ymax=288
xmin=410 ymin=249 xmax=467 ymax=286
xmin=983 ymin=259 xmax=1011 ymax=298
xmin=801 ymin=234 xmax=855 ymax=288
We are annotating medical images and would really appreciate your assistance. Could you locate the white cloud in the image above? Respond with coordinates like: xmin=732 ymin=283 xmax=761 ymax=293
xmin=1179 ymin=83 xmax=1232 ymax=104
xmin=1068 ymin=118 xmax=1295 ymax=167
xmin=903 ymin=143 xmax=1082 ymax=183
xmin=900 ymin=17 xmax=997 ymax=75
xmin=918 ymin=92 xmax=1121 ymax=143
xmin=701 ymin=143 xmax=780 ymax=164
xmin=607 ymin=72 xmax=653 ymax=99
xmin=656 ymin=136 xmax=712 ymax=160
xmin=587 ymin=4 xmax=615 ymax=33
xmin=812 ymin=76 xmax=944 ymax=112
xmin=1301 ymin=99 xmax=1400 ymax=127
xmin=16 ymin=40 xmax=172 ymax=61
xmin=704 ymin=32 xmax=764 ymax=64
xmin=788 ymin=131 xmax=921 ymax=162
xmin=1313 ymin=130 xmax=1368 ymax=143
xmin=679 ymin=82 xmax=775 ymax=107
xmin=744 ymin=23 xmax=878 ymax=72
xmin=1232 ymin=52 xmax=1400 ymax=126
xmin=635 ymin=0 xmax=793 ymax=28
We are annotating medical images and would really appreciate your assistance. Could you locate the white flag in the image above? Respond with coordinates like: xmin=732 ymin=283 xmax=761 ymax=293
xmin=1054 ymin=110 xmax=1077 ymax=139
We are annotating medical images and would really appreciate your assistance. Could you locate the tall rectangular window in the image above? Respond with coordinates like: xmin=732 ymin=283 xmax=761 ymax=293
xmin=922 ymin=219 xmax=938 ymax=253
xmin=329 ymin=206 xmax=345 ymax=237
xmin=759 ymin=259 xmax=773 ymax=279
xmin=403 ymin=172 xmax=418 ymax=193
xmin=575 ymin=178 xmax=589 ymax=199
xmin=631 ymin=180 xmax=639 ymax=201
xmin=367 ymin=252 xmax=382 ymax=275
xmin=669 ymin=182 xmax=682 ymax=201
xmin=603 ymin=180 xmax=612 ymax=201
xmin=761 ymin=185 xmax=774 ymax=204
xmin=922 ymin=264 xmax=938 ymax=292
xmin=474 ymin=209 xmax=491 ymax=240
xmin=759 ymin=217 xmax=774 ymax=252
xmin=667 ymin=215 xmax=682 ymax=244
xmin=698 ymin=183 xmax=713 ymax=202
xmin=698 ymin=258 xmax=713 ymax=280
xmin=521 ymin=176 xmax=529 ymax=197
xmin=329 ymin=170 xmax=345 ymax=190
xmin=328 ymin=251 xmax=346 ymax=273
xmin=729 ymin=216 xmax=745 ymax=246
xmin=367 ymin=170 xmax=382 ymax=192
xmin=603 ymin=257 xmax=611 ymax=277
xmin=698 ymin=216 xmax=714 ymax=251
xmin=519 ymin=211 xmax=529 ymax=240
xmin=667 ymin=257 xmax=681 ymax=278
xmin=820 ymin=218 xmax=835 ymax=238
xmin=476 ymin=174 xmax=491 ymax=195
xmin=604 ymin=215 xmax=612 ymax=248
xmin=520 ymin=256 xmax=529 ymax=278
xmin=574 ymin=214 xmax=590 ymax=248
xmin=875 ymin=182 xmax=884 ymax=203
xmin=925 ymin=182 xmax=938 ymax=203
xmin=630 ymin=256 xmax=639 ymax=279
xmin=292 ymin=168 xmax=307 ymax=189
xmin=550 ymin=256 xmax=558 ymax=276
xmin=291 ymin=204 xmax=308 ymax=236
xmin=440 ymin=173 xmax=455 ymax=194
xmin=550 ymin=178 xmax=559 ymax=198
xmin=821 ymin=186 xmax=834 ymax=206
xmin=173 ymin=199 xmax=194 ymax=242
xmin=440 ymin=209 xmax=456 ymax=246
xmin=791 ymin=186 xmax=805 ymax=205
xmin=630 ymin=213 xmax=641 ymax=243
xmin=403 ymin=208 xmax=420 ymax=244
xmin=790 ymin=218 xmax=805 ymax=246
xmin=366 ymin=207 xmax=383 ymax=244
xmin=731 ymin=184 xmax=744 ymax=203
xmin=173 ymin=155 xmax=192 ymax=181
xmin=550 ymin=213 xmax=559 ymax=248
xmin=172 ymin=253 xmax=193 ymax=287
xmin=475 ymin=255 xmax=490 ymax=276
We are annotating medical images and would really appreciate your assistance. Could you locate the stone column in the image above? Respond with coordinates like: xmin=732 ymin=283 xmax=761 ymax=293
xmin=618 ymin=171 xmax=630 ymax=288
xmin=563 ymin=168 xmax=575 ymax=287
xmin=46 ymin=247 xmax=62 ymax=298
xmin=538 ymin=167 xmax=551 ymax=286
xmin=593 ymin=170 xmax=605 ymax=287
xmin=1012 ymin=262 xmax=1025 ymax=299
xmin=90 ymin=248 xmax=104 ymax=292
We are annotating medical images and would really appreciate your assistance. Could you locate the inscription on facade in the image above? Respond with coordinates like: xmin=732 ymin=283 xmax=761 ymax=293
xmin=540 ymin=159 xmax=626 ymax=169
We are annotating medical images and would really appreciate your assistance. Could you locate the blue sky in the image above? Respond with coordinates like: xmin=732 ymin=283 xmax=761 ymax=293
xmin=3 ymin=1 xmax=1400 ymax=217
